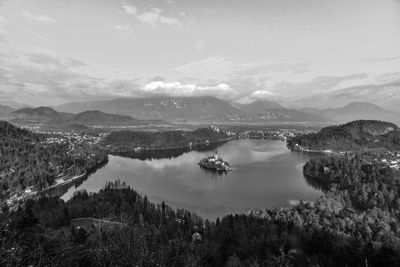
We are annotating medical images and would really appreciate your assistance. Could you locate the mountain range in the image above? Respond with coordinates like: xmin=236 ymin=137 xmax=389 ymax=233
xmin=5 ymin=107 xmax=166 ymax=128
xmin=299 ymin=102 xmax=400 ymax=125
xmin=56 ymin=96 xmax=246 ymax=123
xmin=234 ymin=100 xmax=286 ymax=113
xmin=0 ymin=104 xmax=16 ymax=118
xmin=55 ymin=97 xmax=400 ymax=125
xmin=0 ymin=97 xmax=398 ymax=126
xmin=0 ymin=100 xmax=31 ymax=109
xmin=235 ymin=100 xmax=330 ymax=123
xmin=55 ymin=96 xmax=332 ymax=123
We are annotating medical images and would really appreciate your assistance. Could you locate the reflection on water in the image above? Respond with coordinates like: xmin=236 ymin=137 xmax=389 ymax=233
xmin=43 ymin=159 xmax=109 ymax=198
xmin=62 ymin=139 xmax=323 ymax=220
xmin=304 ymin=175 xmax=329 ymax=192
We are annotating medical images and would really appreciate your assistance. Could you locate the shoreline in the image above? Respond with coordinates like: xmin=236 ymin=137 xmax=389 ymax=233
xmin=287 ymin=145 xmax=348 ymax=155
xmin=2 ymin=155 xmax=109 ymax=210
xmin=108 ymin=138 xmax=233 ymax=154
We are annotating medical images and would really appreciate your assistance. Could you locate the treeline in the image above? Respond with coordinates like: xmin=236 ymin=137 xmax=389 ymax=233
xmin=0 ymin=121 xmax=38 ymax=141
xmin=2 ymin=181 xmax=400 ymax=266
xmin=113 ymin=141 xmax=227 ymax=161
xmin=287 ymin=120 xmax=400 ymax=151
xmin=0 ymin=121 xmax=107 ymax=201
xmin=104 ymin=127 xmax=230 ymax=152
xmin=304 ymin=155 xmax=400 ymax=218
xmin=1 ymin=181 xmax=205 ymax=266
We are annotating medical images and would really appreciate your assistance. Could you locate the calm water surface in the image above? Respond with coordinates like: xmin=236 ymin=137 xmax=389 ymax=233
xmin=62 ymin=139 xmax=323 ymax=220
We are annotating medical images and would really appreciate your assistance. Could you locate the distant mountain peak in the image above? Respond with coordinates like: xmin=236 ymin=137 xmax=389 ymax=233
xmin=8 ymin=106 xmax=164 ymax=127
xmin=340 ymin=101 xmax=387 ymax=110
xmin=301 ymin=102 xmax=400 ymax=125
xmin=235 ymin=99 xmax=286 ymax=114
xmin=56 ymin=96 xmax=246 ymax=123
xmin=13 ymin=106 xmax=58 ymax=115
xmin=0 ymin=104 xmax=15 ymax=118
xmin=69 ymin=110 xmax=143 ymax=126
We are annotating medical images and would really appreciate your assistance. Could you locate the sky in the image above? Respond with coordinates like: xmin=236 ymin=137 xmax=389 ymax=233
xmin=0 ymin=0 xmax=399 ymax=109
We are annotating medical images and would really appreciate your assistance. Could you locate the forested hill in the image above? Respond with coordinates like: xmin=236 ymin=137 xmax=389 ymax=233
xmin=9 ymin=107 xmax=164 ymax=128
xmin=104 ymin=127 xmax=230 ymax=152
xmin=0 ymin=121 xmax=107 ymax=201
xmin=287 ymin=120 xmax=400 ymax=152
xmin=0 ymin=121 xmax=38 ymax=141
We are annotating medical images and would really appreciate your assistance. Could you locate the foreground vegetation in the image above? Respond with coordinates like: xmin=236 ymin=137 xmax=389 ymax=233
xmin=2 ymin=180 xmax=400 ymax=266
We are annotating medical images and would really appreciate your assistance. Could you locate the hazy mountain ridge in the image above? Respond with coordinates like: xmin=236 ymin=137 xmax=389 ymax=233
xmin=300 ymin=102 xmax=400 ymax=125
xmin=322 ymin=80 xmax=400 ymax=113
xmin=56 ymin=97 xmax=333 ymax=123
xmin=10 ymin=98 xmax=400 ymax=125
xmin=234 ymin=100 xmax=286 ymax=113
xmin=52 ymin=110 xmax=155 ymax=127
xmin=10 ymin=106 xmax=74 ymax=124
xmin=0 ymin=104 xmax=15 ymax=118
xmin=0 ymin=100 xmax=32 ymax=109
xmin=234 ymin=100 xmax=330 ymax=122
xmin=56 ymin=96 xmax=246 ymax=123
xmin=8 ymin=107 xmax=163 ymax=127
xmin=245 ymin=108 xmax=331 ymax=123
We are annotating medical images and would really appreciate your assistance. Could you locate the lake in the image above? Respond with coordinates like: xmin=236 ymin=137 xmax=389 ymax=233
xmin=62 ymin=139 xmax=323 ymax=220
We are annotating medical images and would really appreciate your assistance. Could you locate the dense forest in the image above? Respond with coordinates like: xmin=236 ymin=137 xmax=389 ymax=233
xmin=104 ymin=127 xmax=230 ymax=152
xmin=113 ymin=140 xmax=227 ymax=160
xmin=0 ymin=121 xmax=107 ymax=201
xmin=287 ymin=120 xmax=400 ymax=151
xmin=1 ymin=181 xmax=400 ymax=266
xmin=304 ymin=154 xmax=400 ymax=217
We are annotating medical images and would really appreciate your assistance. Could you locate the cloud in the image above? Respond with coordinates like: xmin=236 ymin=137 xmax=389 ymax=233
xmin=22 ymin=12 xmax=56 ymax=22
xmin=0 ymin=49 xmax=234 ymax=105
xmin=150 ymin=76 xmax=166 ymax=82
xmin=236 ymin=90 xmax=277 ymax=104
xmin=143 ymin=81 xmax=235 ymax=98
xmin=137 ymin=8 xmax=180 ymax=26
xmin=363 ymin=56 xmax=400 ymax=63
xmin=0 ymin=15 xmax=7 ymax=42
xmin=1 ymin=47 xmax=399 ymax=108
xmin=0 ymin=50 xmax=116 ymax=104
xmin=172 ymin=57 xmax=317 ymax=102
xmin=111 ymin=24 xmax=132 ymax=39
xmin=196 ymin=40 xmax=205 ymax=53
xmin=113 ymin=24 xmax=131 ymax=31
xmin=121 ymin=4 xmax=180 ymax=27
xmin=121 ymin=4 xmax=137 ymax=15
xmin=170 ymin=56 xmax=400 ymax=107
